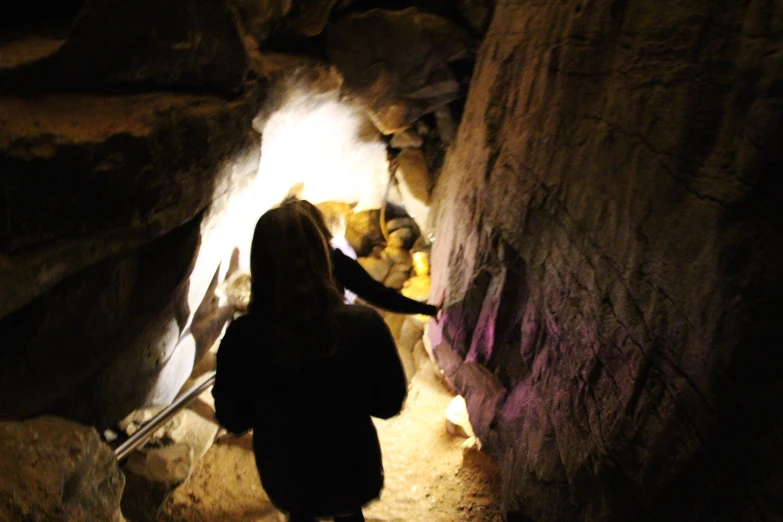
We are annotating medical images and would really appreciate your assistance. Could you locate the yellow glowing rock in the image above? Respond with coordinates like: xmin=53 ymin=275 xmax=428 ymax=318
xmin=401 ymin=274 xmax=431 ymax=302
xmin=412 ymin=251 xmax=430 ymax=276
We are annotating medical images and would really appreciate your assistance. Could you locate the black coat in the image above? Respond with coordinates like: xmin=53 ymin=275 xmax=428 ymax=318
xmin=212 ymin=304 xmax=407 ymax=516
xmin=331 ymin=248 xmax=438 ymax=316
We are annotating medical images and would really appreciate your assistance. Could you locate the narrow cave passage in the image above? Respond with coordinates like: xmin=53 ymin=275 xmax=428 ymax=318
xmin=2 ymin=1 xmax=783 ymax=521
xmin=108 ymin=66 xmax=502 ymax=521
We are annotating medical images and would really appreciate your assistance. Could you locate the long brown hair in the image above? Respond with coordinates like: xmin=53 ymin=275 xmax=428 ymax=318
xmin=248 ymin=205 xmax=343 ymax=363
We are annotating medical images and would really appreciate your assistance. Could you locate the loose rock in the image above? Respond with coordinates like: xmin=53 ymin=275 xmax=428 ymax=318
xmin=446 ymin=395 xmax=474 ymax=438
xmin=0 ymin=417 xmax=126 ymax=522
xmin=357 ymin=256 xmax=391 ymax=282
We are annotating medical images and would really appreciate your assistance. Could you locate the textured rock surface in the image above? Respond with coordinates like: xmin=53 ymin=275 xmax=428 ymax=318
xmin=0 ymin=0 xmax=248 ymax=95
xmin=428 ymin=1 xmax=783 ymax=520
xmin=0 ymin=90 xmax=262 ymax=426
xmin=326 ymin=8 xmax=474 ymax=133
xmin=0 ymin=416 xmax=126 ymax=522
xmin=396 ymin=148 xmax=433 ymax=235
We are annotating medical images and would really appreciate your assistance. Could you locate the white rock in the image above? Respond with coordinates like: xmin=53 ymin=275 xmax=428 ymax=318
xmin=412 ymin=250 xmax=430 ymax=276
xmin=445 ymin=395 xmax=474 ymax=438
xmin=127 ymin=443 xmax=193 ymax=486
xmin=165 ymin=409 xmax=220 ymax=462
xmin=119 ymin=406 xmax=165 ymax=436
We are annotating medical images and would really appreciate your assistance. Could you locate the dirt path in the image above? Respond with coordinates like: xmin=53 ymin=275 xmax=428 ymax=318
xmin=159 ymin=363 xmax=502 ymax=522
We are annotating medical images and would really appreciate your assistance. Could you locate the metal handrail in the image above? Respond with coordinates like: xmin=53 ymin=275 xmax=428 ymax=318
xmin=114 ymin=370 xmax=216 ymax=461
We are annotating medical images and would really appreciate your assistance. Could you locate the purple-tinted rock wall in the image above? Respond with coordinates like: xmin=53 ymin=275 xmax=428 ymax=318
xmin=428 ymin=0 xmax=783 ymax=520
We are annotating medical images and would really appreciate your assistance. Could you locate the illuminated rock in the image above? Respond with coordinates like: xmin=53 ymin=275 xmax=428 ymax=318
xmin=383 ymin=263 xmax=412 ymax=291
xmin=382 ymin=246 xmax=413 ymax=269
xmin=401 ymin=275 xmax=431 ymax=303
xmin=445 ymin=395 xmax=474 ymax=438
xmin=0 ymin=90 xmax=262 ymax=427
xmin=412 ymin=251 xmax=430 ymax=276
xmin=0 ymin=417 xmax=125 ymax=522
xmin=120 ymin=405 xmax=219 ymax=518
xmin=127 ymin=443 xmax=193 ymax=486
xmin=357 ymin=256 xmax=391 ymax=283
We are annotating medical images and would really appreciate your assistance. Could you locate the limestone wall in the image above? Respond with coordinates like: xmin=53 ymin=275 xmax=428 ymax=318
xmin=428 ymin=1 xmax=783 ymax=519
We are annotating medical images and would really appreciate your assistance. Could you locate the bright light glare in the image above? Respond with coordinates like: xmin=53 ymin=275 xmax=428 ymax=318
xmin=257 ymin=89 xmax=389 ymax=212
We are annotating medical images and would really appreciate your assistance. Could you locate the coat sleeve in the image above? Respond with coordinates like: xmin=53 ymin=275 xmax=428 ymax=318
xmin=333 ymin=249 xmax=438 ymax=316
xmin=212 ymin=322 xmax=255 ymax=435
xmin=359 ymin=310 xmax=408 ymax=419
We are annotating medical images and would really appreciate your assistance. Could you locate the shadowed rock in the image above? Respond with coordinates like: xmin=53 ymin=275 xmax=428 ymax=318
xmin=428 ymin=0 xmax=783 ymax=519
xmin=0 ymin=416 xmax=126 ymax=522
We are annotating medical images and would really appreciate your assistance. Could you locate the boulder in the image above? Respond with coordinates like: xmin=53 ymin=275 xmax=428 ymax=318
xmin=120 ymin=403 xmax=219 ymax=521
xmin=402 ymin=274 xmax=432 ymax=303
xmin=383 ymin=264 xmax=412 ymax=291
xmin=0 ymin=417 xmax=126 ymax=522
xmin=383 ymin=245 xmax=413 ymax=269
xmin=357 ymin=256 xmax=391 ymax=283
xmin=412 ymin=250 xmax=431 ymax=276
xmin=388 ymin=226 xmax=416 ymax=249
xmin=346 ymin=209 xmax=384 ymax=256
xmin=0 ymin=89 xmax=262 ymax=427
xmin=126 ymin=443 xmax=193 ymax=486
xmin=429 ymin=0 xmax=783 ymax=519
xmin=326 ymin=8 xmax=475 ymax=133
xmin=386 ymin=216 xmax=417 ymax=233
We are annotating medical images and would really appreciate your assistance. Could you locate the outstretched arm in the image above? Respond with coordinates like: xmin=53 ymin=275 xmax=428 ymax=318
xmin=333 ymin=249 xmax=438 ymax=316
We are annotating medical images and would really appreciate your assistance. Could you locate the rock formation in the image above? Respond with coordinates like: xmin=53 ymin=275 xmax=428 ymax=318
xmin=0 ymin=416 xmax=126 ymax=522
xmin=428 ymin=0 xmax=783 ymax=520
xmin=0 ymin=0 xmax=263 ymax=427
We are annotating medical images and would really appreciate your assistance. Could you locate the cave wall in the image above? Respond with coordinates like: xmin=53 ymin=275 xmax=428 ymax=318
xmin=429 ymin=0 xmax=783 ymax=520
xmin=0 ymin=0 xmax=485 ymax=429
xmin=0 ymin=0 xmax=263 ymax=427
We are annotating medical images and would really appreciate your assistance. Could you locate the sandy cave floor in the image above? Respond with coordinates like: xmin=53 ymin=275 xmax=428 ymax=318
xmin=158 ymin=367 xmax=503 ymax=522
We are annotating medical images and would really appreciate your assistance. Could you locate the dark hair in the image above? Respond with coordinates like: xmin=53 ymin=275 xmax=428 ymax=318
xmin=281 ymin=198 xmax=333 ymax=242
xmin=248 ymin=205 xmax=343 ymax=363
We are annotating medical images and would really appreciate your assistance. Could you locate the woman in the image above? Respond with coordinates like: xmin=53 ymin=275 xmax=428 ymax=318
xmin=283 ymin=198 xmax=439 ymax=317
xmin=212 ymin=205 xmax=407 ymax=522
